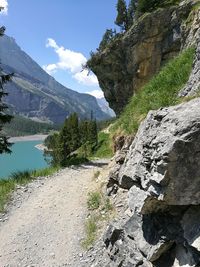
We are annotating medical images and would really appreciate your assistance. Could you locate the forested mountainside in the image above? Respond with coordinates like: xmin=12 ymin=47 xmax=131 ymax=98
xmin=0 ymin=35 xmax=110 ymax=124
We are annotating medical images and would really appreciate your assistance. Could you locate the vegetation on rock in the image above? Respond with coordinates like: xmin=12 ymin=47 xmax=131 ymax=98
xmin=112 ymin=47 xmax=195 ymax=134
xmin=137 ymin=0 xmax=181 ymax=13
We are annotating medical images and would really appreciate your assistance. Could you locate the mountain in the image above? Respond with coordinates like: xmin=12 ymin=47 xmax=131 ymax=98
xmin=96 ymin=97 xmax=115 ymax=118
xmin=0 ymin=35 xmax=110 ymax=124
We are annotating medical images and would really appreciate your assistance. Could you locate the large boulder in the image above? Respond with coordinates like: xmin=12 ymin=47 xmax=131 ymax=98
xmin=119 ymin=98 xmax=200 ymax=213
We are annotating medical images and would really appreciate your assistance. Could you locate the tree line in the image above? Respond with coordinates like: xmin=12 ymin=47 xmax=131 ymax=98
xmin=44 ymin=112 xmax=98 ymax=167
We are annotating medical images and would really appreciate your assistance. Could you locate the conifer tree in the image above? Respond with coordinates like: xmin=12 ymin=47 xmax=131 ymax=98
xmin=59 ymin=117 xmax=71 ymax=165
xmin=115 ymin=0 xmax=128 ymax=31
xmin=127 ymin=0 xmax=137 ymax=27
xmin=0 ymin=26 xmax=13 ymax=154
xmin=99 ymin=29 xmax=116 ymax=51
xmin=68 ymin=113 xmax=80 ymax=151
xmin=88 ymin=120 xmax=98 ymax=146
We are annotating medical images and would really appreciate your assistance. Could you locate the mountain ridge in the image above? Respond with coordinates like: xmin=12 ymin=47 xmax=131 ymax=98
xmin=0 ymin=35 xmax=110 ymax=123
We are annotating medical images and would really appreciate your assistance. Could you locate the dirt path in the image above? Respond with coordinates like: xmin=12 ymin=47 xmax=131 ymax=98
xmin=0 ymin=160 xmax=108 ymax=267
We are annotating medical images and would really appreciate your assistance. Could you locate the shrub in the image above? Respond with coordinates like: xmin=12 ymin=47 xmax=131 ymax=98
xmin=137 ymin=0 xmax=181 ymax=14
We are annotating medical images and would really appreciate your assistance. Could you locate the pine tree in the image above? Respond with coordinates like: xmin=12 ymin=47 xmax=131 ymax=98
xmin=0 ymin=26 xmax=13 ymax=154
xmin=99 ymin=29 xmax=116 ymax=51
xmin=87 ymin=120 xmax=98 ymax=146
xmin=68 ymin=113 xmax=80 ymax=151
xmin=127 ymin=0 xmax=137 ymax=27
xmin=59 ymin=118 xmax=71 ymax=166
xmin=115 ymin=0 xmax=128 ymax=31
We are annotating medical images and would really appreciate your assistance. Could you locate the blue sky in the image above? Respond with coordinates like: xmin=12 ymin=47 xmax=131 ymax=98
xmin=0 ymin=0 xmax=122 ymax=98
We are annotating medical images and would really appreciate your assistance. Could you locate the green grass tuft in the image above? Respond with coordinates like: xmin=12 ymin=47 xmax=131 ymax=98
xmin=82 ymin=216 xmax=98 ymax=249
xmin=93 ymin=170 xmax=100 ymax=180
xmin=113 ymin=47 xmax=195 ymax=134
xmin=87 ymin=192 xmax=101 ymax=210
xmin=0 ymin=180 xmax=15 ymax=212
xmin=32 ymin=166 xmax=59 ymax=177
xmin=10 ymin=170 xmax=33 ymax=184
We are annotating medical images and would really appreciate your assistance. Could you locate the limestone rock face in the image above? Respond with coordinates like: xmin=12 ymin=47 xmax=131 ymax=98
xmin=87 ymin=1 xmax=199 ymax=115
xmin=120 ymin=98 xmax=200 ymax=213
xmin=89 ymin=98 xmax=200 ymax=266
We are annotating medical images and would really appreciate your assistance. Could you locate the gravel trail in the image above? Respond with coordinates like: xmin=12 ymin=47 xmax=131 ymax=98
xmin=0 ymin=161 xmax=108 ymax=267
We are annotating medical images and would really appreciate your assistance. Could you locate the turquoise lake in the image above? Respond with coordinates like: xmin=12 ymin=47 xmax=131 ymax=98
xmin=0 ymin=140 xmax=49 ymax=179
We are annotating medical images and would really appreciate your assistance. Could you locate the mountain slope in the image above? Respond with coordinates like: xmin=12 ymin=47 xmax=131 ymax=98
xmin=0 ymin=35 xmax=109 ymax=123
xmin=97 ymin=97 xmax=115 ymax=117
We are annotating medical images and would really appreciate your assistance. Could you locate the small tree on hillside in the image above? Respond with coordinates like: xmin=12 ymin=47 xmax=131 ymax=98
xmin=99 ymin=29 xmax=116 ymax=51
xmin=115 ymin=0 xmax=128 ymax=31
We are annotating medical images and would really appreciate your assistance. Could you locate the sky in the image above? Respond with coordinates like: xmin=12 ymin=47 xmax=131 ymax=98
xmin=0 ymin=0 xmax=119 ymax=98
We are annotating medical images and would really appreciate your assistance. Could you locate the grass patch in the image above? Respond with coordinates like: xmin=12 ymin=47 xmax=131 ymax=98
xmin=83 ymin=185 xmax=114 ymax=249
xmin=82 ymin=216 xmax=98 ymax=249
xmin=0 ymin=180 xmax=15 ymax=212
xmin=93 ymin=170 xmax=100 ymax=180
xmin=87 ymin=192 xmax=101 ymax=210
xmin=92 ymin=132 xmax=113 ymax=158
xmin=0 ymin=166 xmax=59 ymax=213
xmin=112 ymin=47 xmax=195 ymax=134
xmin=32 ymin=166 xmax=59 ymax=177
xmin=192 ymin=1 xmax=200 ymax=11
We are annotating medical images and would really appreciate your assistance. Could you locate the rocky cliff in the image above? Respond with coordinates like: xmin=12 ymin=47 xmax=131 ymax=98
xmin=87 ymin=0 xmax=199 ymax=115
xmin=0 ymin=36 xmax=110 ymax=123
xmin=80 ymin=1 xmax=200 ymax=266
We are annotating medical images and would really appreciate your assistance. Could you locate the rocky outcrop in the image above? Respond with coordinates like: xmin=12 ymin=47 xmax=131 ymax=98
xmin=88 ymin=98 xmax=200 ymax=266
xmin=87 ymin=0 xmax=200 ymax=115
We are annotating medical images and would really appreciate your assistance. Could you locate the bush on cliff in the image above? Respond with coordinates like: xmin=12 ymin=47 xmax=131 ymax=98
xmin=137 ymin=0 xmax=181 ymax=14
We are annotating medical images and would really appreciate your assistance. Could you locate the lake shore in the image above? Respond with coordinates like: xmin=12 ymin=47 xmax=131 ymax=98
xmin=35 ymin=143 xmax=47 ymax=151
xmin=9 ymin=134 xmax=48 ymax=143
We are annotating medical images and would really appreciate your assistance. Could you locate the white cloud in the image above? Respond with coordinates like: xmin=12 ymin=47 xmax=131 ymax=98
xmin=43 ymin=38 xmax=99 ymax=86
xmin=73 ymin=69 xmax=98 ymax=86
xmin=0 ymin=0 xmax=8 ymax=15
xmin=43 ymin=64 xmax=57 ymax=75
xmin=87 ymin=90 xmax=104 ymax=99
